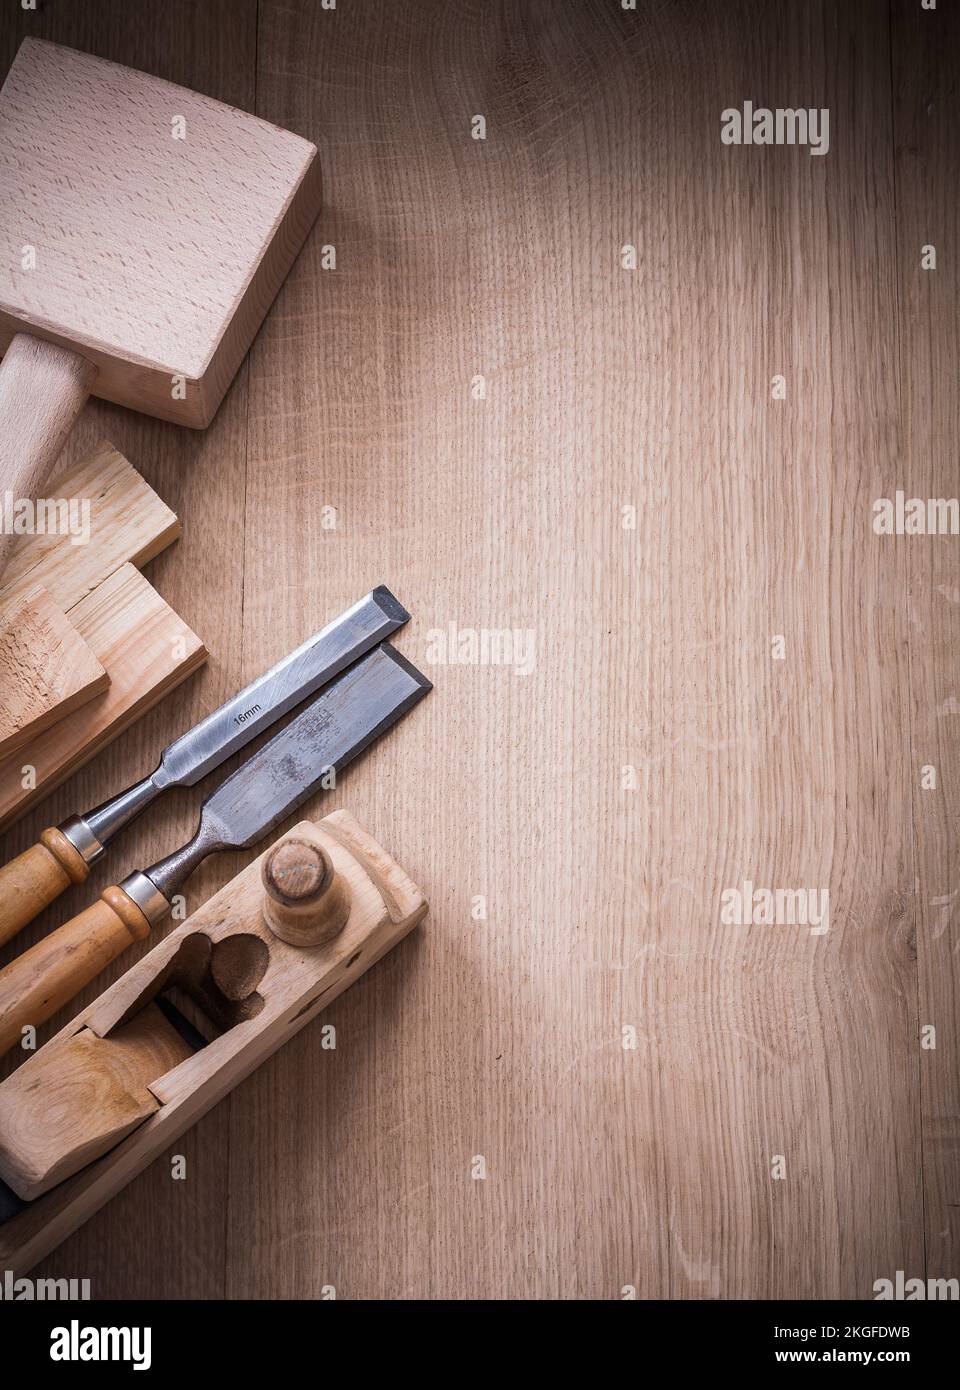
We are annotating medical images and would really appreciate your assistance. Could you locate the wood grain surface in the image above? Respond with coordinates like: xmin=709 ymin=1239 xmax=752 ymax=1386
xmin=0 ymin=441 xmax=180 ymax=614
xmin=0 ymin=0 xmax=955 ymax=1301
xmin=0 ymin=1003 xmax=193 ymax=1202
xmin=0 ymin=587 xmax=107 ymax=758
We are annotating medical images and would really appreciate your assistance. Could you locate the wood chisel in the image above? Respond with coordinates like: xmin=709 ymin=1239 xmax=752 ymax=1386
xmin=0 ymin=643 xmax=431 ymax=1057
xmin=0 ymin=587 xmax=410 ymax=946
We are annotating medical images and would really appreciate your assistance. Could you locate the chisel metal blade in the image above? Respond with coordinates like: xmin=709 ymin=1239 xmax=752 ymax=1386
xmin=157 ymin=587 xmax=411 ymax=788
xmin=75 ymin=586 xmax=410 ymax=852
xmin=140 ymin=644 xmax=431 ymax=904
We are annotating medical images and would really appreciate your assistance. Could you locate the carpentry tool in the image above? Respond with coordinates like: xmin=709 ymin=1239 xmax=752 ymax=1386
xmin=0 ymin=644 xmax=430 ymax=1058
xmin=0 ymin=809 xmax=427 ymax=1274
xmin=0 ymin=587 xmax=409 ymax=944
xmin=0 ymin=38 xmax=323 ymax=578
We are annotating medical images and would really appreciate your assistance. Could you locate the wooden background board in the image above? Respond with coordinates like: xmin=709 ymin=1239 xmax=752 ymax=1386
xmin=0 ymin=0 xmax=956 ymax=1301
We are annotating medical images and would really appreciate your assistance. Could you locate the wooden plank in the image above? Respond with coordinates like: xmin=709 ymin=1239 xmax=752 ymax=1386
xmin=0 ymin=438 xmax=182 ymax=771
xmin=0 ymin=563 xmax=205 ymax=829
xmin=0 ymin=438 xmax=179 ymax=618
xmin=0 ymin=437 xmax=204 ymax=826
xmin=891 ymin=0 xmax=960 ymax=1285
xmin=0 ymin=586 xmax=108 ymax=758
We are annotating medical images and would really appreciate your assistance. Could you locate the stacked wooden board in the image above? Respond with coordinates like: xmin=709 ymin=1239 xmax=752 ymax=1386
xmin=0 ymin=589 xmax=109 ymax=756
xmin=0 ymin=440 xmax=206 ymax=829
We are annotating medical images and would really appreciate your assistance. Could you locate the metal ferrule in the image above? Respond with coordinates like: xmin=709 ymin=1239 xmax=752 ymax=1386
xmin=57 ymin=814 xmax=105 ymax=867
xmin=142 ymin=830 xmax=218 ymax=905
xmin=118 ymin=870 xmax=172 ymax=927
xmin=81 ymin=773 xmax=162 ymax=849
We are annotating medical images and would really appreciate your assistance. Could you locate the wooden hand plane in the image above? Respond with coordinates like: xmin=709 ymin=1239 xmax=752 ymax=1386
xmin=0 ymin=810 xmax=426 ymax=1276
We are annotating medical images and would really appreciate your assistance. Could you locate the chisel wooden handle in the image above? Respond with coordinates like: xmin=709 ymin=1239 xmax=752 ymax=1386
xmin=0 ymin=886 xmax=149 ymax=1058
xmin=0 ymin=828 xmax=92 ymax=948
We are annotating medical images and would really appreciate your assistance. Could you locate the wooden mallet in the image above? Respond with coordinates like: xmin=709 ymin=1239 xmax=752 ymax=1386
xmin=0 ymin=38 xmax=323 ymax=577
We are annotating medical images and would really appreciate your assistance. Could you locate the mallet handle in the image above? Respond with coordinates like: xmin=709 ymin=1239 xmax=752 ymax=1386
xmin=0 ymin=334 xmax=96 ymax=580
